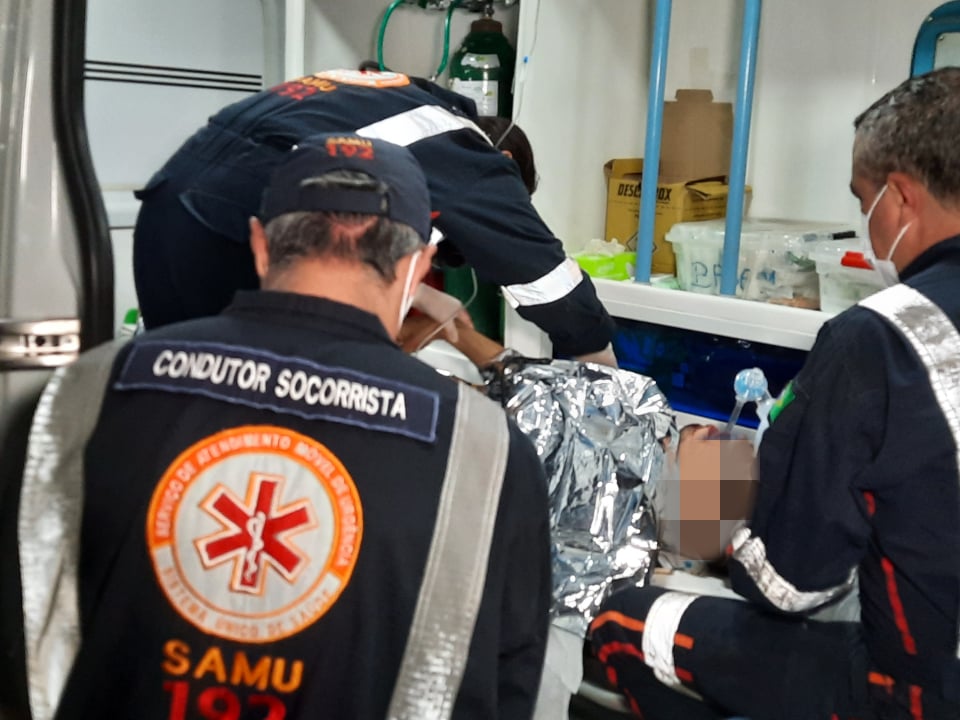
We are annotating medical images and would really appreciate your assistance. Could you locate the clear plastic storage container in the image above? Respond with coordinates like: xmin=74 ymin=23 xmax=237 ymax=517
xmin=812 ymin=242 xmax=886 ymax=314
xmin=665 ymin=218 xmax=854 ymax=309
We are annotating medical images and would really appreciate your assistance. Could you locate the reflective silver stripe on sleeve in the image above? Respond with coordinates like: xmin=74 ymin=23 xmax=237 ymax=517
xmin=387 ymin=384 xmax=510 ymax=719
xmin=18 ymin=339 xmax=125 ymax=720
xmin=357 ymin=105 xmax=490 ymax=147
xmin=641 ymin=591 xmax=698 ymax=688
xmin=501 ymin=258 xmax=584 ymax=309
xmin=731 ymin=527 xmax=856 ymax=612
xmin=860 ymin=283 xmax=960 ymax=657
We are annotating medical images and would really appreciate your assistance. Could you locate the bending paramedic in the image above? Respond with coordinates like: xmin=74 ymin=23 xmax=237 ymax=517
xmin=18 ymin=134 xmax=551 ymax=720
xmin=590 ymin=68 xmax=960 ymax=720
xmin=132 ymin=68 xmax=617 ymax=365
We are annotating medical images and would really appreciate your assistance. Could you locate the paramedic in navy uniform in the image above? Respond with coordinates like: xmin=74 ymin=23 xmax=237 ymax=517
xmin=590 ymin=69 xmax=960 ymax=719
xmin=132 ymin=68 xmax=617 ymax=366
xmin=18 ymin=134 xmax=551 ymax=720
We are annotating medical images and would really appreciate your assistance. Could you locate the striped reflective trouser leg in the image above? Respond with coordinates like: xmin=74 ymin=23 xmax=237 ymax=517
xmin=387 ymin=383 xmax=510 ymax=720
xmin=18 ymin=340 xmax=126 ymax=720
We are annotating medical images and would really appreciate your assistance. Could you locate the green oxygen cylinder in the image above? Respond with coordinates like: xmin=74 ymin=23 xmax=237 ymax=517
xmin=448 ymin=15 xmax=515 ymax=118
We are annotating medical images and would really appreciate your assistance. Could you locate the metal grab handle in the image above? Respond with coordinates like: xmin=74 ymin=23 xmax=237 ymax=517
xmin=0 ymin=318 xmax=81 ymax=370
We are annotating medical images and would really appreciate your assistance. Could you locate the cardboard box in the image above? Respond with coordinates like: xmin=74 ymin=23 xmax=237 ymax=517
xmin=661 ymin=89 xmax=733 ymax=183
xmin=603 ymin=158 xmax=750 ymax=275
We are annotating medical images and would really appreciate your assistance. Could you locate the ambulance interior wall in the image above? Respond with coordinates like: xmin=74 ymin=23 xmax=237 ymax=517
xmin=513 ymin=0 xmax=944 ymax=255
xmin=84 ymin=0 xmax=518 ymax=331
xmin=84 ymin=0 xmax=264 ymax=330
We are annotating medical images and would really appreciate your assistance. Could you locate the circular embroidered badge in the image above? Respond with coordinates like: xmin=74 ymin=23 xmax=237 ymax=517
xmin=146 ymin=426 xmax=362 ymax=643
xmin=314 ymin=69 xmax=410 ymax=88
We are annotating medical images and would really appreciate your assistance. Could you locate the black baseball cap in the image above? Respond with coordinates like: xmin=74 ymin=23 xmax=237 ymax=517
xmin=260 ymin=133 xmax=431 ymax=243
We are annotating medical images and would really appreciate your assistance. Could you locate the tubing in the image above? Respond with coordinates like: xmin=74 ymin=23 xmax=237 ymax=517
xmin=435 ymin=0 xmax=466 ymax=77
xmin=378 ymin=0 xmax=465 ymax=78
xmin=377 ymin=0 xmax=408 ymax=71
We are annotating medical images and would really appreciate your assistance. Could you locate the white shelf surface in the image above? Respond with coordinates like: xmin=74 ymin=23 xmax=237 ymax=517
xmin=593 ymin=279 xmax=830 ymax=352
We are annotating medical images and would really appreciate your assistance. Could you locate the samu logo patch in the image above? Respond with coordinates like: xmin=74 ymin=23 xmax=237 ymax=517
xmin=147 ymin=426 xmax=363 ymax=643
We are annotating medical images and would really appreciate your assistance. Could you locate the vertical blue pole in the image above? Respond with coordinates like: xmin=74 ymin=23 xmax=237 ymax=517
xmin=720 ymin=0 xmax=762 ymax=295
xmin=635 ymin=0 xmax=672 ymax=283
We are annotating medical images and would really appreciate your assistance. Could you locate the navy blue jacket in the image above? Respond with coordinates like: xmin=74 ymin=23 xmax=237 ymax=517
xmin=731 ymin=237 xmax=960 ymax=703
xmin=136 ymin=71 xmax=614 ymax=356
xmin=53 ymin=291 xmax=551 ymax=720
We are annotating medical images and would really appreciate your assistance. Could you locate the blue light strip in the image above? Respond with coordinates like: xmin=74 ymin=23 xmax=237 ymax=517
xmin=635 ymin=0 xmax=672 ymax=283
xmin=720 ymin=0 xmax=762 ymax=295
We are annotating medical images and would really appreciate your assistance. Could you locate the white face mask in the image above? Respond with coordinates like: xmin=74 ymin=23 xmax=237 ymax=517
xmin=395 ymin=229 xmax=442 ymax=332
xmin=861 ymin=184 xmax=911 ymax=287
xmin=396 ymin=249 xmax=422 ymax=330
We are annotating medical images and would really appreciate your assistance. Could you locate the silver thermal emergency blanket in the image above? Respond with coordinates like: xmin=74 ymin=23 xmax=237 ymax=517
xmin=482 ymin=356 xmax=677 ymax=637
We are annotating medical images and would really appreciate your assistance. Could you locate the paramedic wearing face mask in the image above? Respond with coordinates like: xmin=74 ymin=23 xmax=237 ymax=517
xmin=589 ymin=68 xmax=960 ymax=720
xmin=132 ymin=69 xmax=617 ymax=366
xmin=17 ymin=134 xmax=551 ymax=720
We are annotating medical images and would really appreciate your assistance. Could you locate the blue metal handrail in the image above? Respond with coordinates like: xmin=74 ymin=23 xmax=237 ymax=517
xmin=721 ymin=0 xmax=762 ymax=295
xmin=634 ymin=0 xmax=672 ymax=283
xmin=634 ymin=0 xmax=763 ymax=297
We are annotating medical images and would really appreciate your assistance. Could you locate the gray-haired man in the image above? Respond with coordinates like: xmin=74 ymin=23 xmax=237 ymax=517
xmin=19 ymin=133 xmax=551 ymax=720
xmin=590 ymin=68 xmax=960 ymax=720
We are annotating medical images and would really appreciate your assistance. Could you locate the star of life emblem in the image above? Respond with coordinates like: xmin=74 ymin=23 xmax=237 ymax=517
xmin=147 ymin=426 xmax=363 ymax=643
xmin=196 ymin=473 xmax=316 ymax=595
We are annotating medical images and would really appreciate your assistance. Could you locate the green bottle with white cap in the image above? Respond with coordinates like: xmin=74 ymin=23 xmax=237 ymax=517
xmin=449 ymin=10 xmax=515 ymax=118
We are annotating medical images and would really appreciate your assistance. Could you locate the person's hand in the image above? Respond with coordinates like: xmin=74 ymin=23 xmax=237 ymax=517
xmin=397 ymin=315 xmax=437 ymax=353
xmin=410 ymin=284 xmax=473 ymax=345
xmin=677 ymin=424 xmax=755 ymax=487
xmin=573 ymin=343 xmax=618 ymax=368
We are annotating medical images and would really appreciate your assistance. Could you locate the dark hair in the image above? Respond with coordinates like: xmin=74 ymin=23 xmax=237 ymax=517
xmin=264 ymin=172 xmax=422 ymax=282
xmin=475 ymin=116 xmax=538 ymax=194
xmin=854 ymin=67 xmax=960 ymax=206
